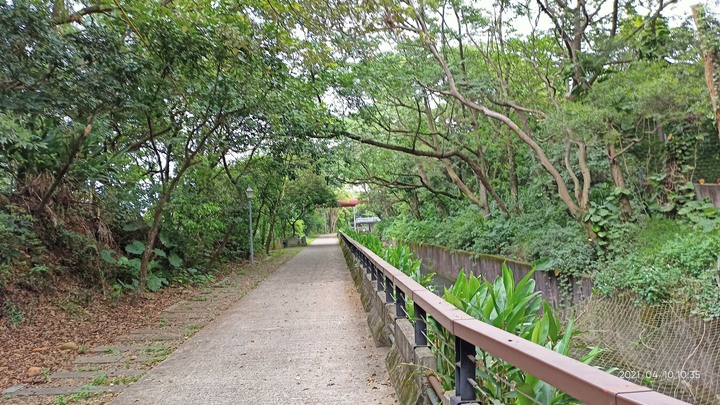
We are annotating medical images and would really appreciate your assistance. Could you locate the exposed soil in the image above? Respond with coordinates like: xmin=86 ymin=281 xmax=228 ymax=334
xmin=0 ymin=248 xmax=300 ymax=403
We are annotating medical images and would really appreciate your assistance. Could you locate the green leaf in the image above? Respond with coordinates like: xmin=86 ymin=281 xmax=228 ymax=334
xmin=502 ymin=263 xmax=514 ymax=301
xmin=168 ymin=253 xmax=182 ymax=268
xmin=146 ymin=272 xmax=168 ymax=292
xmin=125 ymin=241 xmax=145 ymax=255
xmin=555 ymin=317 xmax=575 ymax=356
xmin=515 ymin=384 xmax=537 ymax=405
xmin=122 ymin=221 xmax=145 ymax=232
xmin=153 ymin=248 xmax=167 ymax=257
xmin=543 ymin=302 xmax=559 ymax=341
xmin=99 ymin=249 xmax=117 ymax=264
xmin=532 ymin=258 xmax=553 ymax=271
xmin=159 ymin=232 xmax=176 ymax=248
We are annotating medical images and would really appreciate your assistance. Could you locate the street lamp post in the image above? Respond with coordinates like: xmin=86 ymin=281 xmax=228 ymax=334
xmin=246 ymin=187 xmax=254 ymax=264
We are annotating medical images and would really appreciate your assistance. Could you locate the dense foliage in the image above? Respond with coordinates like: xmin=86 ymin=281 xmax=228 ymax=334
xmin=2 ymin=0 xmax=719 ymax=330
xmin=0 ymin=0 xmax=338 ymax=305
xmin=344 ymin=231 xmax=600 ymax=403
xmin=434 ymin=268 xmax=599 ymax=404
xmin=317 ymin=0 xmax=720 ymax=319
xmin=344 ymin=230 xmax=433 ymax=287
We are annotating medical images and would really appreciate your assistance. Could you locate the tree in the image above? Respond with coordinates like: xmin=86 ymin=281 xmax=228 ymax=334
xmin=692 ymin=4 xmax=720 ymax=140
xmin=281 ymin=170 xmax=337 ymax=236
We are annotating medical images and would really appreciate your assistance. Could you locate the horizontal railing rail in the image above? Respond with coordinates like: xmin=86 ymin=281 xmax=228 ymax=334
xmin=339 ymin=232 xmax=689 ymax=405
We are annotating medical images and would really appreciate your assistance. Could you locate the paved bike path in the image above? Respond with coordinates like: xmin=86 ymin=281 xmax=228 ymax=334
xmin=112 ymin=235 xmax=396 ymax=404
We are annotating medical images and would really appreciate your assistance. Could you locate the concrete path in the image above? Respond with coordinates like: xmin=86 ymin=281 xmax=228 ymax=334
xmin=112 ymin=235 xmax=396 ymax=405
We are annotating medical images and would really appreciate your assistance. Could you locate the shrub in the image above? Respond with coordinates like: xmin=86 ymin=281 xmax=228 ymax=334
xmin=527 ymin=223 xmax=597 ymax=277
xmin=595 ymin=219 xmax=720 ymax=318
xmin=0 ymin=205 xmax=46 ymax=287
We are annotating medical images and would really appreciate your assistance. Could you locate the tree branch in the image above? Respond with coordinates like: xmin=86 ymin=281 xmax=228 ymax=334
xmin=52 ymin=6 xmax=113 ymax=25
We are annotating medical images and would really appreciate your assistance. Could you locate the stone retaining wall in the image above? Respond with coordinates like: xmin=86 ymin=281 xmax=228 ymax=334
xmin=341 ymin=239 xmax=481 ymax=405
xmin=695 ymin=183 xmax=720 ymax=208
xmin=341 ymin=242 xmax=435 ymax=405
xmin=407 ymin=242 xmax=593 ymax=306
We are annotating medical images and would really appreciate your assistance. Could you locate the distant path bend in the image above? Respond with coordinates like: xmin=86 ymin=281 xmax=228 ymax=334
xmin=112 ymin=235 xmax=396 ymax=405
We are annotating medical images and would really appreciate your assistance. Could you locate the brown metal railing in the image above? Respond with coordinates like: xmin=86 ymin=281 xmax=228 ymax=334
xmin=340 ymin=232 xmax=690 ymax=405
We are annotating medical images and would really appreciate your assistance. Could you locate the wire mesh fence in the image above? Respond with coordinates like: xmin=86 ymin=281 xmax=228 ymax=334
xmin=568 ymin=294 xmax=720 ymax=404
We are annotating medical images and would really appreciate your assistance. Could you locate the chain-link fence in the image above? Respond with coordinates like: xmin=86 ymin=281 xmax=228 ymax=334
xmin=568 ymin=295 xmax=720 ymax=404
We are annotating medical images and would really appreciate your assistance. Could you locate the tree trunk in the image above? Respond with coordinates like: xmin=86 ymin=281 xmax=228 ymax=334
xmin=133 ymin=186 xmax=171 ymax=305
xmin=264 ymin=202 xmax=280 ymax=254
xmin=607 ymin=144 xmax=632 ymax=218
xmin=441 ymin=159 xmax=488 ymax=214
xmin=418 ymin=13 xmax=580 ymax=217
xmin=253 ymin=202 xmax=262 ymax=239
xmin=507 ymin=138 xmax=519 ymax=213
xmin=133 ymin=119 xmax=219 ymax=303
xmin=264 ymin=177 xmax=287 ymax=253
xmin=259 ymin=215 xmax=267 ymax=252
xmin=692 ymin=5 xmax=720 ymax=141
xmin=478 ymin=183 xmax=489 ymax=216
xmin=581 ymin=219 xmax=599 ymax=244
xmin=210 ymin=222 xmax=235 ymax=264
xmin=265 ymin=216 xmax=277 ymax=254
xmin=37 ymin=123 xmax=92 ymax=214
xmin=329 ymin=208 xmax=338 ymax=233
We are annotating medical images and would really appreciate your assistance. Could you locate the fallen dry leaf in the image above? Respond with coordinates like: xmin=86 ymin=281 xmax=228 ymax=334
xmin=58 ymin=342 xmax=78 ymax=351
xmin=26 ymin=367 xmax=41 ymax=377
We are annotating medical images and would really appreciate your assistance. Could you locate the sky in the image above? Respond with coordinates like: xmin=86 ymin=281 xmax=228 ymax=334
xmin=483 ymin=0 xmax=713 ymax=37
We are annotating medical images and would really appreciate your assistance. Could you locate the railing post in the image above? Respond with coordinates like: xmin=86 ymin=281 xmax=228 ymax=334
xmin=451 ymin=336 xmax=476 ymax=404
xmin=386 ymin=280 xmax=394 ymax=304
xmin=376 ymin=267 xmax=384 ymax=291
xmin=369 ymin=260 xmax=377 ymax=281
xmin=414 ymin=303 xmax=427 ymax=346
xmin=395 ymin=286 xmax=406 ymax=319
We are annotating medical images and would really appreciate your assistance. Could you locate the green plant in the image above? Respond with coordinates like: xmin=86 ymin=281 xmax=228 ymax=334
xmin=101 ymin=243 xmax=171 ymax=293
xmin=645 ymin=177 xmax=720 ymax=231
xmin=2 ymin=302 xmax=23 ymax=326
xmin=29 ymin=265 xmax=49 ymax=276
xmin=67 ymin=385 xmax=96 ymax=401
xmin=110 ymin=375 xmax=141 ymax=385
xmin=142 ymin=343 xmax=173 ymax=366
xmin=173 ymin=267 xmax=215 ymax=285
xmin=583 ymin=187 xmax=632 ymax=250
xmin=527 ymin=223 xmax=596 ymax=304
xmin=595 ymin=223 xmax=720 ymax=318
xmin=91 ymin=373 xmax=109 ymax=386
xmin=346 ymin=230 xmax=434 ymax=287
xmin=184 ymin=323 xmax=203 ymax=335
xmin=429 ymin=264 xmax=599 ymax=403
